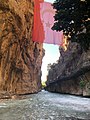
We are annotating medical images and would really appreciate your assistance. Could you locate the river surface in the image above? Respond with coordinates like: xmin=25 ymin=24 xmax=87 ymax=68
xmin=0 ymin=90 xmax=90 ymax=120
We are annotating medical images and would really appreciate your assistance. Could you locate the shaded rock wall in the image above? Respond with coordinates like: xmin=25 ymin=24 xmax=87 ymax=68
xmin=0 ymin=0 xmax=44 ymax=97
xmin=46 ymin=43 xmax=90 ymax=96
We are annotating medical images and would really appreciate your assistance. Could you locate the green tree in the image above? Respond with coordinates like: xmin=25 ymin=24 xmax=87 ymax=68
xmin=52 ymin=0 xmax=90 ymax=51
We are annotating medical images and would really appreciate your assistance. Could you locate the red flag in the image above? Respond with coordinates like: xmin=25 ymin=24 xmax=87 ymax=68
xmin=33 ymin=1 xmax=64 ymax=45
xmin=32 ymin=0 xmax=44 ymax=43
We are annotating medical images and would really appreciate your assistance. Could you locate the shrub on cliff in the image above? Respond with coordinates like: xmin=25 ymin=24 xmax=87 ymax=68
xmin=52 ymin=0 xmax=90 ymax=51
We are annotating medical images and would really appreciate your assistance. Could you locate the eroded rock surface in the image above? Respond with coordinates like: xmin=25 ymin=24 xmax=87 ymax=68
xmin=46 ymin=43 xmax=90 ymax=96
xmin=0 ymin=0 xmax=44 ymax=97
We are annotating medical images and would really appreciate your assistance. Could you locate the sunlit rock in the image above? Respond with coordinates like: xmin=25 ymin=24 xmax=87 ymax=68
xmin=0 ymin=0 xmax=44 ymax=98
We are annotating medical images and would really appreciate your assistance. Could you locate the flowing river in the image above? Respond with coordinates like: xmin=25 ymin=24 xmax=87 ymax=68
xmin=0 ymin=90 xmax=90 ymax=120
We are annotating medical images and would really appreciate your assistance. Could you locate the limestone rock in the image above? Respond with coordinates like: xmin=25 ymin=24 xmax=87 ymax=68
xmin=46 ymin=42 xmax=90 ymax=96
xmin=0 ymin=0 xmax=44 ymax=97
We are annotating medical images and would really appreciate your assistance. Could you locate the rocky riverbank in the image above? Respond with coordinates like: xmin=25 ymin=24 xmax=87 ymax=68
xmin=0 ymin=90 xmax=90 ymax=120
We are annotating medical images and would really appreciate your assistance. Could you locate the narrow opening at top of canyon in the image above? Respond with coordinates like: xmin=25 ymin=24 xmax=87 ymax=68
xmin=41 ymin=0 xmax=60 ymax=85
xmin=41 ymin=43 xmax=60 ymax=84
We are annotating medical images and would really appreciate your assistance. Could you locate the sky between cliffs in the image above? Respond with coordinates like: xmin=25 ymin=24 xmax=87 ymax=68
xmin=41 ymin=0 xmax=60 ymax=82
xmin=45 ymin=0 xmax=55 ymax=3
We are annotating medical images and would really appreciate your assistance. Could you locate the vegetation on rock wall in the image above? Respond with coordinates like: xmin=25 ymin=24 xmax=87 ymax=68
xmin=52 ymin=0 xmax=90 ymax=51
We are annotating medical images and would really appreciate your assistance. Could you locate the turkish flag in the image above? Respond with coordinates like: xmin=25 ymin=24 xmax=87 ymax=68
xmin=33 ymin=1 xmax=63 ymax=45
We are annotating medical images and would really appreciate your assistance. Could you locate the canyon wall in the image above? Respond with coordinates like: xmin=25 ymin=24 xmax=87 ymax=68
xmin=46 ymin=43 xmax=90 ymax=96
xmin=0 ymin=0 xmax=44 ymax=98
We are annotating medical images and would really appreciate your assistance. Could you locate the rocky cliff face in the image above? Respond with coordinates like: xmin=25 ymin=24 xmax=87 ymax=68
xmin=0 ymin=0 xmax=44 ymax=98
xmin=46 ymin=42 xmax=90 ymax=96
